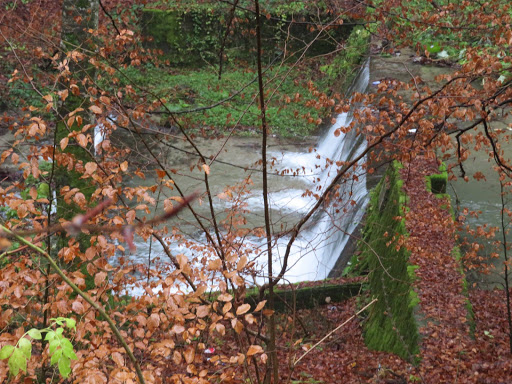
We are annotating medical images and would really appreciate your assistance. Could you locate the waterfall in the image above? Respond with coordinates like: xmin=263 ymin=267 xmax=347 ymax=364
xmin=94 ymin=124 xmax=104 ymax=155
xmin=94 ymin=115 xmax=115 ymax=155
xmin=261 ymin=60 xmax=370 ymax=282
xmin=50 ymin=190 xmax=57 ymax=215
xmin=124 ymin=60 xmax=371 ymax=295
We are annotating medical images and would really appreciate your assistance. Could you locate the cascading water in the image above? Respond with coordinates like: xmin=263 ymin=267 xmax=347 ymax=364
xmin=94 ymin=115 xmax=115 ymax=155
xmin=124 ymin=60 xmax=370 ymax=295
xmin=254 ymin=60 xmax=370 ymax=282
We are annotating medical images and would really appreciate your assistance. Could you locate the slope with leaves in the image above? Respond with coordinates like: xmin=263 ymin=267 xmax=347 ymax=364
xmin=401 ymin=155 xmax=476 ymax=382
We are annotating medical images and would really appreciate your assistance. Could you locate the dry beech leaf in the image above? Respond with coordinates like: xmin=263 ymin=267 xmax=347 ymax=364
xmin=148 ymin=313 xmax=161 ymax=331
xmin=237 ymin=255 xmax=248 ymax=271
xmin=260 ymin=353 xmax=268 ymax=364
xmin=196 ymin=305 xmax=210 ymax=318
xmin=202 ymin=164 xmax=210 ymax=175
xmin=94 ymin=272 xmax=107 ymax=287
xmin=173 ymin=350 xmax=182 ymax=365
xmin=111 ymin=352 xmax=124 ymax=367
xmin=222 ymin=302 xmax=232 ymax=315
xmin=231 ymin=319 xmax=243 ymax=334
xmin=172 ymin=325 xmax=185 ymax=334
xmin=85 ymin=162 xmax=97 ymax=174
xmin=76 ymin=133 xmax=88 ymax=147
xmin=187 ymin=364 xmax=197 ymax=375
xmin=217 ymin=293 xmax=233 ymax=302
xmin=183 ymin=346 xmax=195 ymax=364
xmin=90 ymin=105 xmax=102 ymax=114
xmin=0 ymin=238 xmax=12 ymax=252
xmin=72 ymin=300 xmax=84 ymax=314
xmin=207 ymin=259 xmax=222 ymax=271
xmin=215 ymin=323 xmax=225 ymax=336
xmin=254 ymin=300 xmax=267 ymax=312
xmin=60 ymin=137 xmax=69 ymax=151
xmin=177 ymin=253 xmax=188 ymax=269
xmin=246 ymin=345 xmax=264 ymax=356
xmin=236 ymin=304 xmax=251 ymax=316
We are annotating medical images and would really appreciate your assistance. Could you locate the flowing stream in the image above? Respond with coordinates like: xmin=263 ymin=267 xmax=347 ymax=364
xmin=110 ymin=61 xmax=370 ymax=293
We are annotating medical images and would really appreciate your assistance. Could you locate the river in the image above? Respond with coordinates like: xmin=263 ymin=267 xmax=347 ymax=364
xmin=106 ymin=60 xmax=371 ymax=293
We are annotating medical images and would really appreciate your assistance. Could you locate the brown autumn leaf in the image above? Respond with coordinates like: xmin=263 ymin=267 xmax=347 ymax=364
xmin=217 ymin=293 xmax=233 ymax=302
xmin=236 ymin=304 xmax=251 ymax=316
xmin=254 ymin=300 xmax=267 ymax=312
xmin=85 ymin=162 xmax=97 ymax=174
xmin=246 ymin=345 xmax=264 ymax=356
xmin=183 ymin=346 xmax=195 ymax=364
xmin=172 ymin=324 xmax=185 ymax=334
xmin=58 ymin=89 xmax=68 ymax=101
xmin=60 ymin=137 xmax=69 ymax=151
xmin=215 ymin=323 xmax=226 ymax=336
xmin=177 ymin=253 xmax=188 ymax=269
xmin=231 ymin=319 xmax=243 ymax=334
xmin=173 ymin=350 xmax=182 ymax=365
xmin=72 ymin=300 xmax=84 ymax=314
xmin=147 ymin=313 xmax=160 ymax=331
xmin=89 ymin=105 xmax=102 ymax=114
xmin=76 ymin=133 xmax=88 ymax=147
xmin=111 ymin=352 xmax=124 ymax=367
xmin=207 ymin=259 xmax=222 ymax=271
xmin=222 ymin=302 xmax=232 ymax=315
xmin=237 ymin=255 xmax=248 ymax=271
xmin=94 ymin=272 xmax=107 ymax=287
xmin=196 ymin=305 xmax=210 ymax=318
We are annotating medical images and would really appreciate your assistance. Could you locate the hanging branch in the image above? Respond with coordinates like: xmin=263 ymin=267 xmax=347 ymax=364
xmin=0 ymin=194 xmax=197 ymax=252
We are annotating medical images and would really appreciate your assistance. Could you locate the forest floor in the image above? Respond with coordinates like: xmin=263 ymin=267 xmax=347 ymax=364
xmin=151 ymin=156 xmax=512 ymax=384
xmin=282 ymin=156 xmax=512 ymax=384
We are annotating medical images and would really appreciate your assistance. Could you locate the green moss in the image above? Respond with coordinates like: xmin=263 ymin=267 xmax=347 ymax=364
xmin=319 ymin=26 xmax=370 ymax=92
xmin=217 ymin=279 xmax=362 ymax=312
xmin=426 ymin=162 xmax=448 ymax=195
xmin=358 ymin=162 xmax=420 ymax=362
xmin=141 ymin=8 xmax=352 ymax=67
xmin=452 ymin=246 xmax=476 ymax=336
xmin=246 ymin=283 xmax=362 ymax=312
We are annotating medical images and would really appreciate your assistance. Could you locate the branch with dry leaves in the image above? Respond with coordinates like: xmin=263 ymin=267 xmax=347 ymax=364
xmin=0 ymin=193 xmax=197 ymax=253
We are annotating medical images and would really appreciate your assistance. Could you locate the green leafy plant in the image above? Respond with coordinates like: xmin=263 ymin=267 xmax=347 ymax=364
xmin=0 ymin=317 xmax=77 ymax=378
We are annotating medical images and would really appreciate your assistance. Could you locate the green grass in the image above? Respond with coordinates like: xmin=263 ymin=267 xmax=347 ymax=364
xmin=119 ymin=64 xmax=330 ymax=137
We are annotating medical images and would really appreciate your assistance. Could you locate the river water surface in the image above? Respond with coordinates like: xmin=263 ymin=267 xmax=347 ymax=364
xmin=111 ymin=61 xmax=371 ymax=292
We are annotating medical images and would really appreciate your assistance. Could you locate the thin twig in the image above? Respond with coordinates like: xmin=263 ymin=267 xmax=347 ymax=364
xmin=293 ymin=298 xmax=377 ymax=366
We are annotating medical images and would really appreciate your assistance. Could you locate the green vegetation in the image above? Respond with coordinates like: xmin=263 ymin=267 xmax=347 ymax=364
xmin=320 ymin=26 xmax=370 ymax=92
xmin=120 ymin=64 xmax=330 ymax=137
xmin=0 ymin=317 xmax=77 ymax=378
xmin=134 ymin=5 xmax=366 ymax=136
xmin=141 ymin=7 xmax=351 ymax=67
xmin=452 ymin=246 xmax=476 ymax=335
xmin=246 ymin=283 xmax=362 ymax=311
xmin=355 ymin=162 xmax=421 ymax=361
xmin=426 ymin=162 xmax=448 ymax=195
